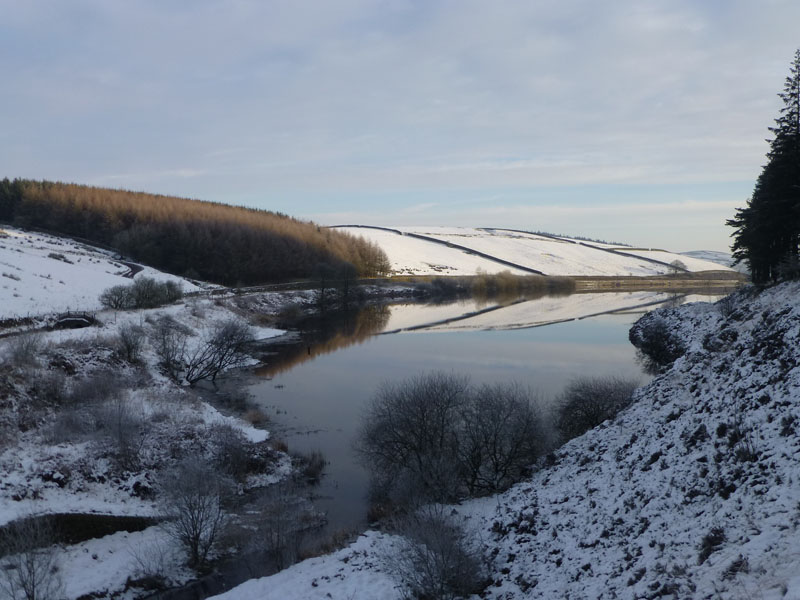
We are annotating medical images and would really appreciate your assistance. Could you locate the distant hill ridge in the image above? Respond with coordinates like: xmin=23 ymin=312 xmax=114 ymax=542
xmin=0 ymin=179 xmax=389 ymax=286
xmin=333 ymin=225 xmax=736 ymax=278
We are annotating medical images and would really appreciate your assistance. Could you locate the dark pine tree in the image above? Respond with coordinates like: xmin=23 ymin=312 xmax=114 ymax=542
xmin=728 ymin=49 xmax=800 ymax=283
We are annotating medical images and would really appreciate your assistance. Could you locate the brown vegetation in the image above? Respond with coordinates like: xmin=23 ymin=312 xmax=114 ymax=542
xmin=0 ymin=178 xmax=389 ymax=285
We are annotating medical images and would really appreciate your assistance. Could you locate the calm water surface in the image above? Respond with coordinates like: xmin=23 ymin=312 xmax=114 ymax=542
xmin=249 ymin=292 xmax=722 ymax=531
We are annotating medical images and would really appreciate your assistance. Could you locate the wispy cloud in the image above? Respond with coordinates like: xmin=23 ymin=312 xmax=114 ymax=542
xmin=0 ymin=0 xmax=796 ymax=250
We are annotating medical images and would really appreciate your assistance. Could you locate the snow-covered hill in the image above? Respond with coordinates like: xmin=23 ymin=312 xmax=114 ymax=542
xmin=0 ymin=226 xmax=201 ymax=319
xmin=335 ymin=226 xmax=733 ymax=277
xmin=682 ymin=249 xmax=750 ymax=274
xmin=211 ymin=282 xmax=800 ymax=600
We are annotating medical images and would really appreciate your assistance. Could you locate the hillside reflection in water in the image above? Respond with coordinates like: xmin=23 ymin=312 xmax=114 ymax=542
xmin=249 ymin=290 xmax=726 ymax=531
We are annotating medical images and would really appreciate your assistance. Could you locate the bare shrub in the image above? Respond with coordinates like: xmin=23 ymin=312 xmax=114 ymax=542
xmin=116 ymin=323 xmax=145 ymax=363
xmin=556 ymin=376 xmax=640 ymax=442
xmin=252 ymin=483 xmax=324 ymax=571
xmin=0 ymin=515 xmax=63 ymax=600
xmin=716 ymin=294 xmax=738 ymax=318
xmin=128 ymin=536 xmax=181 ymax=591
xmin=459 ymin=383 xmax=542 ymax=494
xmin=389 ymin=506 xmax=486 ymax=600
xmin=210 ymin=424 xmax=250 ymax=482
xmin=184 ymin=319 xmax=254 ymax=385
xmin=68 ymin=369 xmax=122 ymax=405
xmin=294 ymin=450 xmax=327 ymax=484
xmin=356 ymin=373 xmax=468 ymax=504
xmin=159 ymin=459 xmax=231 ymax=570
xmin=45 ymin=407 xmax=91 ymax=444
xmin=99 ymin=278 xmax=183 ymax=310
xmin=92 ymin=395 xmax=146 ymax=471
xmin=358 ymin=373 xmax=547 ymax=508
xmin=28 ymin=370 xmax=68 ymax=406
xmin=3 ymin=334 xmax=43 ymax=369
xmin=129 ymin=277 xmax=167 ymax=309
xmin=99 ymin=284 xmax=132 ymax=309
xmin=629 ymin=315 xmax=686 ymax=374
xmin=149 ymin=316 xmax=189 ymax=380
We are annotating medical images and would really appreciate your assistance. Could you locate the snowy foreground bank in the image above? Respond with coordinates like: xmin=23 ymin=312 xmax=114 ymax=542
xmin=213 ymin=282 xmax=800 ymax=600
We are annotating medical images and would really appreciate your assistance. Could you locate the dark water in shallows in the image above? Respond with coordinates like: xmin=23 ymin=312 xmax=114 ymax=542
xmin=248 ymin=292 xmax=723 ymax=532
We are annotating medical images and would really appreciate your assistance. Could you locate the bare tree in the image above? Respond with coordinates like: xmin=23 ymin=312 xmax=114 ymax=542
xmin=129 ymin=277 xmax=166 ymax=309
xmin=99 ymin=284 xmax=132 ymax=309
xmin=99 ymin=278 xmax=183 ymax=310
xmin=149 ymin=316 xmax=188 ymax=380
xmin=0 ymin=515 xmax=63 ymax=600
xmin=357 ymin=373 xmax=550 ymax=508
xmin=459 ymin=383 xmax=542 ymax=494
xmin=356 ymin=373 xmax=468 ymax=504
xmin=668 ymin=259 xmax=687 ymax=276
xmin=311 ymin=263 xmax=337 ymax=311
xmin=556 ymin=376 xmax=639 ymax=442
xmin=184 ymin=320 xmax=254 ymax=385
xmin=159 ymin=459 xmax=231 ymax=570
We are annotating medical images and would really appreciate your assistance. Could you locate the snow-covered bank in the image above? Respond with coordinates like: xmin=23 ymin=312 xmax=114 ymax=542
xmin=212 ymin=282 xmax=800 ymax=599
xmin=0 ymin=287 xmax=291 ymax=597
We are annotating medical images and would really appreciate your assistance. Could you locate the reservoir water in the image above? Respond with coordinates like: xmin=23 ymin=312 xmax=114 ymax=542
xmin=248 ymin=290 xmax=725 ymax=532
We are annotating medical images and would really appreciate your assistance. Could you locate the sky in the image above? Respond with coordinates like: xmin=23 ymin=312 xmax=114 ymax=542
xmin=2 ymin=1 xmax=799 ymax=252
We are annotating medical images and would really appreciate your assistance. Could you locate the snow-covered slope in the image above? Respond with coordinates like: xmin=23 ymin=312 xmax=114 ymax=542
xmin=335 ymin=226 xmax=733 ymax=277
xmin=0 ymin=226 xmax=201 ymax=318
xmin=212 ymin=282 xmax=800 ymax=600
xmin=683 ymin=249 xmax=750 ymax=275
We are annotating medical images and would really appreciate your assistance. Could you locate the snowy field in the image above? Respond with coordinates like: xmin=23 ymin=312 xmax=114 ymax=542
xmin=211 ymin=282 xmax=800 ymax=600
xmin=0 ymin=226 xmax=202 ymax=319
xmin=335 ymin=226 xmax=733 ymax=277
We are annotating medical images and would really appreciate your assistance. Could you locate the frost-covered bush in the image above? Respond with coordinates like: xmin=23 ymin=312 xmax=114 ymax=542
xmin=556 ymin=376 xmax=639 ymax=442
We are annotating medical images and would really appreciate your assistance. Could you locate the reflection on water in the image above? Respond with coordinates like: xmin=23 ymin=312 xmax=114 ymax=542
xmin=256 ymin=289 xmax=728 ymax=378
xmin=249 ymin=290 xmax=728 ymax=531
xmin=255 ymin=305 xmax=391 ymax=378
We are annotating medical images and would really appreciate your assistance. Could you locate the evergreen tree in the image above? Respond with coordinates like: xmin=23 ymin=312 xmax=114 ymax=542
xmin=728 ymin=49 xmax=800 ymax=283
